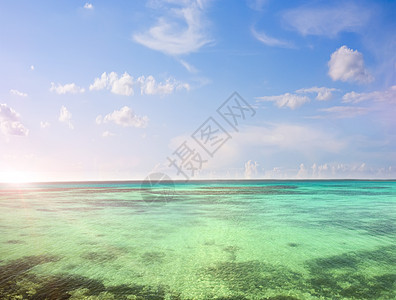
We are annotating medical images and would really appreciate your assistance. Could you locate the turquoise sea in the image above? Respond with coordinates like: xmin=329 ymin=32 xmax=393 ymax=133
xmin=0 ymin=180 xmax=395 ymax=299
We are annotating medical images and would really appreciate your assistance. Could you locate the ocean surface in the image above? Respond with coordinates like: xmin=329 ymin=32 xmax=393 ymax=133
xmin=0 ymin=180 xmax=395 ymax=299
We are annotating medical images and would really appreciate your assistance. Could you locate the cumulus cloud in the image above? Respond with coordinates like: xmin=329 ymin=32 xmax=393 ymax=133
xmin=97 ymin=106 xmax=148 ymax=128
xmin=90 ymin=72 xmax=189 ymax=96
xmin=0 ymin=103 xmax=29 ymax=136
xmin=342 ymin=85 xmax=396 ymax=104
xmin=283 ymin=2 xmax=371 ymax=37
xmin=133 ymin=0 xmax=212 ymax=55
xmin=244 ymin=160 xmax=259 ymax=178
xmin=264 ymin=162 xmax=393 ymax=179
xmin=296 ymin=163 xmax=308 ymax=178
xmin=89 ymin=72 xmax=133 ymax=96
xmin=59 ymin=106 xmax=74 ymax=129
xmin=84 ymin=3 xmax=93 ymax=10
xmin=10 ymin=89 xmax=28 ymax=97
xmin=328 ymin=46 xmax=374 ymax=83
xmin=136 ymin=75 xmax=189 ymax=95
xmin=251 ymin=28 xmax=292 ymax=48
xmin=257 ymin=93 xmax=310 ymax=109
xmin=40 ymin=121 xmax=50 ymax=129
xmin=296 ymin=86 xmax=337 ymax=101
xmin=50 ymin=82 xmax=85 ymax=94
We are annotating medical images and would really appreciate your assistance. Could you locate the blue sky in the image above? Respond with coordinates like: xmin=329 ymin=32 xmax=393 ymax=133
xmin=0 ymin=0 xmax=395 ymax=182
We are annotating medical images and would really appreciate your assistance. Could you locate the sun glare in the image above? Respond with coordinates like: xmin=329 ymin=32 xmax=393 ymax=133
xmin=0 ymin=171 xmax=36 ymax=183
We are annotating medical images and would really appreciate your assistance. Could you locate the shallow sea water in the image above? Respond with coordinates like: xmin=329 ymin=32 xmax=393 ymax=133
xmin=0 ymin=180 xmax=395 ymax=299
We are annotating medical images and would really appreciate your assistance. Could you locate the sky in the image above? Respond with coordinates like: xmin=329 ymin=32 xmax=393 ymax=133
xmin=0 ymin=0 xmax=395 ymax=182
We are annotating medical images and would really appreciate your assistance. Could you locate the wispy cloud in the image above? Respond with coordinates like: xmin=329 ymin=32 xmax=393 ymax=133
xmin=133 ymin=0 xmax=212 ymax=55
xmin=343 ymin=85 xmax=396 ymax=104
xmin=9 ymin=89 xmax=28 ymax=97
xmin=328 ymin=46 xmax=374 ymax=83
xmin=256 ymin=93 xmax=310 ymax=109
xmin=251 ymin=28 xmax=292 ymax=48
xmin=296 ymin=86 xmax=338 ymax=101
xmin=50 ymin=83 xmax=85 ymax=94
xmin=179 ymin=59 xmax=198 ymax=73
xmin=247 ymin=0 xmax=268 ymax=11
xmin=96 ymin=106 xmax=148 ymax=128
xmin=317 ymin=106 xmax=370 ymax=119
xmin=0 ymin=103 xmax=29 ymax=136
xmin=102 ymin=130 xmax=115 ymax=137
xmin=283 ymin=2 xmax=372 ymax=37
xmin=59 ymin=106 xmax=74 ymax=129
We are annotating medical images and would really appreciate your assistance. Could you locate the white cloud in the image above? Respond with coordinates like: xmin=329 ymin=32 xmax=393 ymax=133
xmin=84 ymin=3 xmax=94 ymax=10
xmin=9 ymin=89 xmax=28 ymax=97
xmin=263 ymin=162 xmax=394 ymax=179
xmin=50 ymin=82 xmax=85 ymax=94
xmin=95 ymin=115 xmax=103 ymax=125
xmin=30 ymin=65 xmax=34 ymax=71
xmin=283 ymin=3 xmax=371 ymax=37
xmin=251 ymin=28 xmax=292 ymax=48
xmin=136 ymin=75 xmax=189 ymax=95
xmin=133 ymin=0 xmax=212 ymax=55
xmin=328 ymin=46 xmax=374 ymax=83
xmin=89 ymin=72 xmax=134 ymax=96
xmin=318 ymin=106 xmax=370 ymax=118
xmin=99 ymin=106 xmax=148 ymax=128
xmin=40 ymin=121 xmax=50 ymax=129
xmin=244 ymin=160 xmax=258 ymax=178
xmin=0 ymin=103 xmax=29 ymax=136
xmin=247 ymin=0 xmax=268 ymax=11
xmin=296 ymin=86 xmax=337 ymax=101
xmin=257 ymin=93 xmax=310 ymax=109
xmin=296 ymin=163 xmax=308 ymax=178
xmin=59 ymin=106 xmax=74 ymax=129
xmin=342 ymin=85 xmax=396 ymax=104
xmin=102 ymin=131 xmax=115 ymax=137
xmin=179 ymin=59 xmax=198 ymax=73
xmin=90 ymin=72 xmax=189 ymax=96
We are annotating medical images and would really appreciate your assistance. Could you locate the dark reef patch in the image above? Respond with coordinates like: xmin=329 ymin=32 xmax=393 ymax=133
xmin=305 ymin=246 xmax=396 ymax=299
xmin=141 ymin=251 xmax=166 ymax=264
xmin=202 ymin=260 xmax=303 ymax=295
xmin=5 ymin=240 xmax=25 ymax=244
xmin=80 ymin=251 xmax=115 ymax=263
xmin=287 ymin=243 xmax=299 ymax=248
xmin=0 ymin=255 xmax=180 ymax=299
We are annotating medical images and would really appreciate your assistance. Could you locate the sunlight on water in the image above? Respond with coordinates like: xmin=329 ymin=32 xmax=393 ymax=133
xmin=0 ymin=181 xmax=395 ymax=299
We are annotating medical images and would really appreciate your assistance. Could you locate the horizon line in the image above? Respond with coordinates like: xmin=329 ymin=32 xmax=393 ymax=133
xmin=1 ymin=178 xmax=395 ymax=184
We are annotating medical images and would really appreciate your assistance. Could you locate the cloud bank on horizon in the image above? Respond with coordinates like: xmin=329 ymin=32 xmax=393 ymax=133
xmin=0 ymin=0 xmax=395 ymax=181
